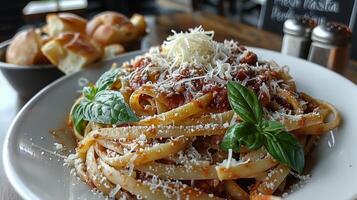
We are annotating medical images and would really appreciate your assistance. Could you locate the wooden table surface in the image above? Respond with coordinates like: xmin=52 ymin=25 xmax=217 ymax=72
xmin=0 ymin=11 xmax=356 ymax=200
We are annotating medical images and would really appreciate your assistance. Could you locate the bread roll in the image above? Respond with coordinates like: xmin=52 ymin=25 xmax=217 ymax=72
xmin=103 ymin=44 xmax=125 ymax=60
xmin=6 ymin=28 xmax=49 ymax=65
xmin=41 ymin=32 xmax=101 ymax=74
xmin=86 ymin=11 xmax=137 ymax=46
xmin=46 ymin=13 xmax=87 ymax=37
xmin=35 ymin=28 xmax=52 ymax=44
xmin=130 ymin=14 xmax=147 ymax=37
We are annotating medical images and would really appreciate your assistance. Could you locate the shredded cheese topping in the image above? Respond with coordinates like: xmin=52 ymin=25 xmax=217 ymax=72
xmin=162 ymin=26 xmax=215 ymax=66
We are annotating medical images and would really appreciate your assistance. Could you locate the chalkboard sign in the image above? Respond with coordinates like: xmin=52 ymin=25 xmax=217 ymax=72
xmin=260 ymin=0 xmax=356 ymax=34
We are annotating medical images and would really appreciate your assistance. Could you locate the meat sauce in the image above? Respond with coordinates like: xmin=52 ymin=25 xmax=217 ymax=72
xmin=127 ymin=50 xmax=298 ymax=113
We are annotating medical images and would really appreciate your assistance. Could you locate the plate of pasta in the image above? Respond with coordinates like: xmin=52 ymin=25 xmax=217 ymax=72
xmin=3 ymin=27 xmax=357 ymax=200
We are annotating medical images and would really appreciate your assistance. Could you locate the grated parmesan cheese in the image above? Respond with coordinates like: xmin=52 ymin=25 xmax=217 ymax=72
xmin=162 ymin=26 xmax=215 ymax=67
xmin=226 ymin=149 xmax=233 ymax=168
xmin=53 ymin=142 xmax=63 ymax=150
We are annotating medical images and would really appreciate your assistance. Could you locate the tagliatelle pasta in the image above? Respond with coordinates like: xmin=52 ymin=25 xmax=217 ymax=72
xmin=67 ymin=27 xmax=341 ymax=200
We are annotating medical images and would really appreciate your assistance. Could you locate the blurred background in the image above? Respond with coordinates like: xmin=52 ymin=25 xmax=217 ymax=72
xmin=1 ymin=0 xmax=260 ymax=42
xmin=1 ymin=0 xmax=355 ymax=59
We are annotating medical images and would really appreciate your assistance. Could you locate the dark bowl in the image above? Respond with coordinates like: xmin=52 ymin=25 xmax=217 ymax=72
xmin=0 ymin=40 xmax=64 ymax=98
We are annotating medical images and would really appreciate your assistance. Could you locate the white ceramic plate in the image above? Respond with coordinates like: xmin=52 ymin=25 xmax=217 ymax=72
xmin=3 ymin=48 xmax=357 ymax=200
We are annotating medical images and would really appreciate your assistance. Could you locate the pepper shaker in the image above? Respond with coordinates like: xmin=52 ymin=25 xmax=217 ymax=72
xmin=308 ymin=22 xmax=352 ymax=72
xmin=281 ymin=17 xmax=316 ymax=59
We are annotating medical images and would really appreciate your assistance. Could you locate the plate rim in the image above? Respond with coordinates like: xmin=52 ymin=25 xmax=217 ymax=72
xmin=2 ymin=50 xmax=144 ymax=200
xmin=2 ymin=47 xmax=357 ymax=200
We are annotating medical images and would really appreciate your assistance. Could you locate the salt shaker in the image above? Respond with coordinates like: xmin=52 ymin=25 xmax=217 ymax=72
xmin=281 ymin=17 xmax=316 ymax=59
xmin=308 ymin=22 xmax=352 ymax=72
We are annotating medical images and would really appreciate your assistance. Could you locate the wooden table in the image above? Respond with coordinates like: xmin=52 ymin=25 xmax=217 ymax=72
xmin=0 ymin=11 xmax=356 ymax=200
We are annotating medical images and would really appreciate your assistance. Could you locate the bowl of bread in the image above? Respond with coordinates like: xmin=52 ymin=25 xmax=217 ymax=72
xmin=0 ymin=11 xmax=146 ymax=98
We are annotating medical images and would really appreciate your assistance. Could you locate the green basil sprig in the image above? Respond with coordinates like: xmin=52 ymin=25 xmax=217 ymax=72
xmin=220 ymin=81 xmax=305 ymax=173
xmin=72 ymin=68 xmax=138 ymax=135
xmin=82 ymin=68 xmax=122 ymax=99
xmin=82 ymin=85 xmax=97 ymax=100
xmin=81 ymin=90 xmax=139 ymax=124
xmin=227 ymin=81 xmax=262 ymax=124
xmin=95 ymin=68 xmax=122 ymax=91
xmin=71 ymin=104 xmax=87 ymax=134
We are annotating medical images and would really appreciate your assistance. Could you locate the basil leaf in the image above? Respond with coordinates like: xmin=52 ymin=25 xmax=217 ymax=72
xmin=244 ymin=133 xmax=265 ymax=151
xmin=95 ymin=68 xmax=122 ymax=91
xmin=264 ymin=131 xmax=305 ymax=173
xmin=227 ymin=81 xmax=263 ymax=124
xmin=82 ymin=68 xmax=122 ymax=101
xmin=81 ymin=90 xmax=139 ymax=124
xmin=71 ymin=104 xmax=87 ymax=135
xmin=222 ymin=82 xmax=305 ymax=173
xmin=220 ymin=125 xmax=241 ymax=152
xmin=261 ymin=121 xmax=285 ymax=133
xmin=83 ymin=85 xmax=97 ymax=100
xmin=220 ymin=122 xmax=262 ymax=153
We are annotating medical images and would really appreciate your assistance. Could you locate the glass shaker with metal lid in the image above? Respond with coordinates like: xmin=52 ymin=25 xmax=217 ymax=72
xmin=308 ymin=22 xmax=352 ymax=73
xmin=281 ymin=17 xmax=317 ymax=59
